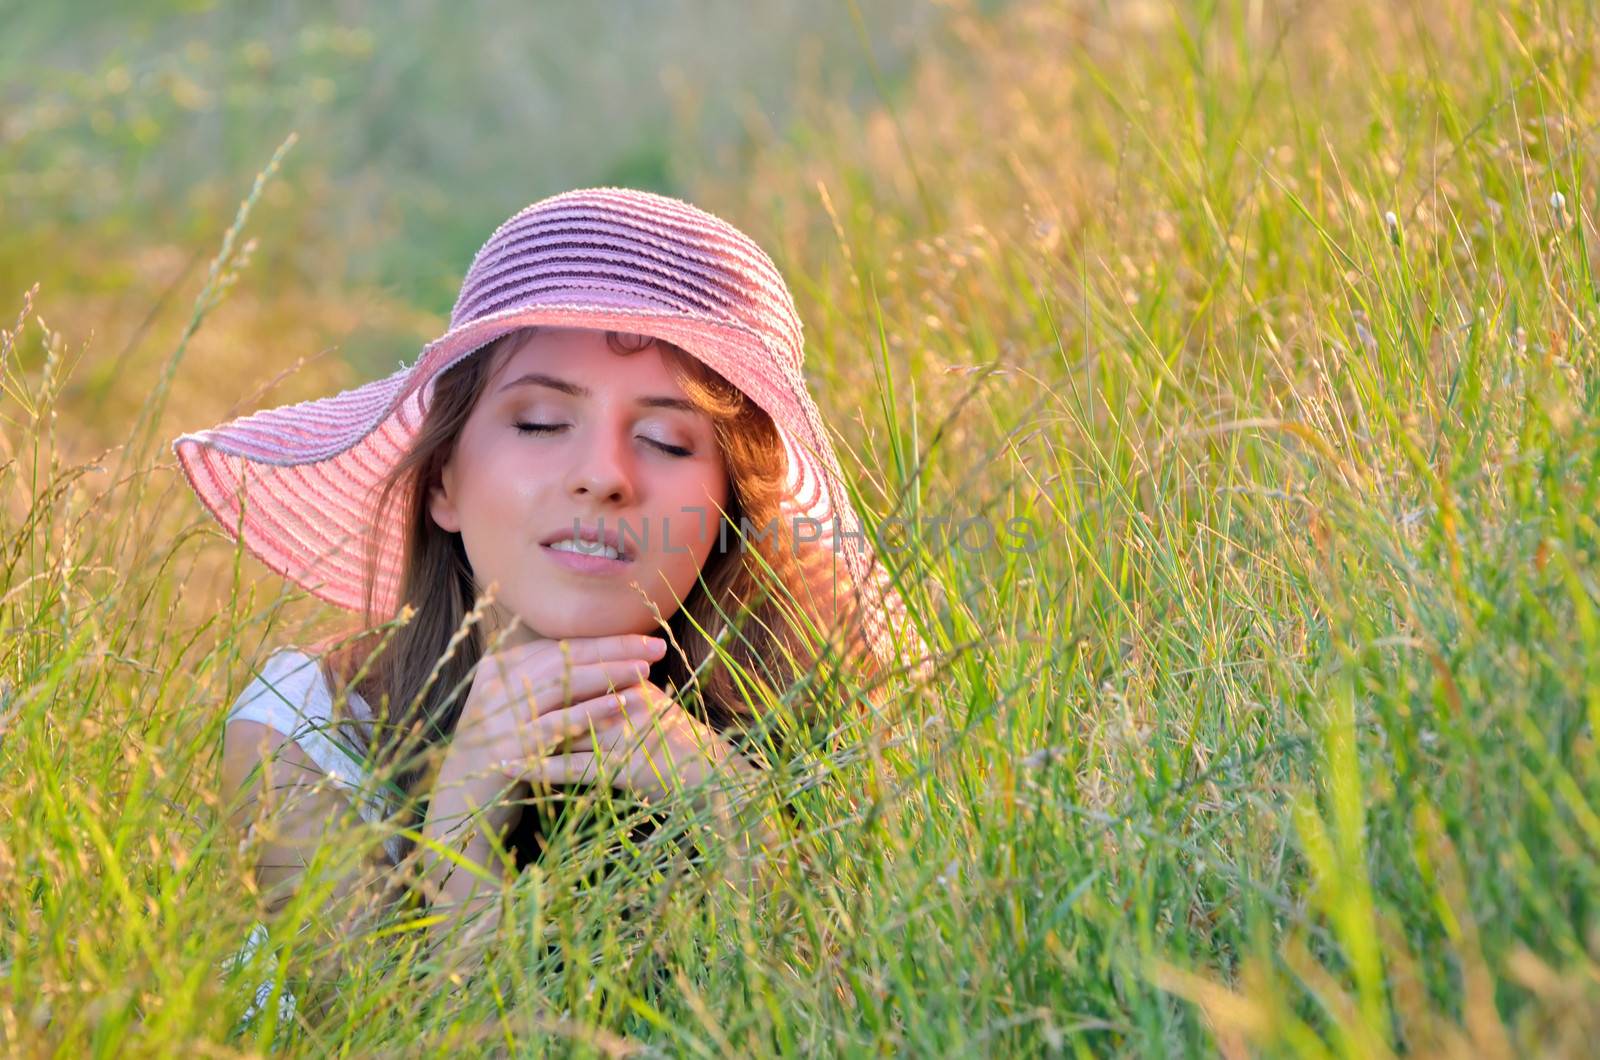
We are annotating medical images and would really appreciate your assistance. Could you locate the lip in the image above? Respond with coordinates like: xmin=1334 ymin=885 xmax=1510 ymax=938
xmin=540 ymin=542 xmax=634 ymax=575
xmin=539 ymin=523 xmax=634 ymax=556
xmin=538 ymin=522 xmax=637 ymax=575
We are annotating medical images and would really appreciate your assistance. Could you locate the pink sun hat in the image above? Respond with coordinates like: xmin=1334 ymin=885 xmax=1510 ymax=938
xmin=172 ymin=186 xmax=928 ymax=680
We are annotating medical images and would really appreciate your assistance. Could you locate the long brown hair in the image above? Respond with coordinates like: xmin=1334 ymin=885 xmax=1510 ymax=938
xmin=311 ymin=328 xmax=878 ymax=869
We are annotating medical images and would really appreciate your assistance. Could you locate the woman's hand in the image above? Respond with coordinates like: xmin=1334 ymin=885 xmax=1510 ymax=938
xmin=451 ymin=633 xmax=668 ymax=783
xmin=517 ymin=678 xmax=741 ymax=804
xmin=517 ymin=676 xmax=791 ymax=891
xmin=416 ymin=633 xmax=666 ymax=929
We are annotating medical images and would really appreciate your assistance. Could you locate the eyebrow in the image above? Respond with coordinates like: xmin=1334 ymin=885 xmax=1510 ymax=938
xmin=495 ymin=372 xmax=699 ymax=413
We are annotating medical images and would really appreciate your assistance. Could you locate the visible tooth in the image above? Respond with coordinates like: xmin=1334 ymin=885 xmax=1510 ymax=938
xmin=550 ymin=539 xmax=621 ymax=559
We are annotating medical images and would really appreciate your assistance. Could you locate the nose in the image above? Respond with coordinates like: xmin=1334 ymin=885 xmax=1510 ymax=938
xmin=564 ymin=420 xmax=637 ymax=506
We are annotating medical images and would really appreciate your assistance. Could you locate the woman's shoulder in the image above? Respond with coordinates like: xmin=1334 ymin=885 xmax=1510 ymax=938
xmin=227 ymin=645 xmax=399 ymax=861
xmin=225 ymin=645 xmax=377 ymax=792
xmin=228 ymin=646 xmax=374 ymax=726
xmin=227 ymin=647 xmax=321 ymax=722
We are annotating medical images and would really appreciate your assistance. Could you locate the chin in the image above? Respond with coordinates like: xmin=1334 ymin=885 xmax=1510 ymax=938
xmin=515 ymin=606 xmax=650 ymax=641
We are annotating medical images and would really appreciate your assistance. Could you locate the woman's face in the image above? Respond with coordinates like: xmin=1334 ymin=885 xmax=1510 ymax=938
xmin=428 ymin=326 xmax=731 ymax=644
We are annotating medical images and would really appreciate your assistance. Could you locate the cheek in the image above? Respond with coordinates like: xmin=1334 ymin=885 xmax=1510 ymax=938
xmin=454 ymin=436 xmax=538 ymax=534
xmin=677 ymin=470 xmax=730 ymax=542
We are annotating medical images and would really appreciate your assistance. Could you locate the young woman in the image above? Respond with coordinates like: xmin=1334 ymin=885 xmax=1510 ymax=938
xmin=176 ymin=187 xmax=927 ymax=1022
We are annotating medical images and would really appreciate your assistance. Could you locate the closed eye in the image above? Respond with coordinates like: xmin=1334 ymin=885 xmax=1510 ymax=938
xmin=513 ymin=422 xmax=693 ymax=458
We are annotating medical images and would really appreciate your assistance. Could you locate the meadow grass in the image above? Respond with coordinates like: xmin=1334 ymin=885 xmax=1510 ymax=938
xmin=4 ymin=0 xmax=1600 ymax=1054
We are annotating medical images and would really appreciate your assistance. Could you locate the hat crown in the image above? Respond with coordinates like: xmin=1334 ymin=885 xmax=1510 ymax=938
xmin=448 ymin=187 xmax=805 ymax=370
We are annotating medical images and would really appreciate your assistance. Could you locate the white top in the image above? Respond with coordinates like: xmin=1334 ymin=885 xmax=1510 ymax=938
xmin=225 ymin=647 xmax=402 ymax=865
xmin=220 ymin=647 xmax=402 ymax=1027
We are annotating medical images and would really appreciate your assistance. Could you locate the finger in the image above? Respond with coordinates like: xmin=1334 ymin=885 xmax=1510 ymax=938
xmin=493 ymin=709 xmax=613 ymax=780
xmin=524 ymin=752 xmax=602 ymax=788
xmin=553 ymin=722 xmax=620 ymax=753
xmin=480 ymin=636 xmax=661 ymax=696
xmin=613 ymin=689 xmax=677 ymax=736
xmin=528 ymin=660 xmax=657 ymax=715
xmin=480 ymin=659 xmax=649 ymax=722
xmin=532 ymin=687 xmax=634 ymax=749
xmin=527 ymin=634 xmax=668 ymax=667
xmin=560 ymin=682 xmax=668 ymax=743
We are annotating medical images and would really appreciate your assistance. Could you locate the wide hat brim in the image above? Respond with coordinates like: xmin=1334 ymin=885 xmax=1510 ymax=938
xmin=173 ymin=300 xmax=925 ymax=677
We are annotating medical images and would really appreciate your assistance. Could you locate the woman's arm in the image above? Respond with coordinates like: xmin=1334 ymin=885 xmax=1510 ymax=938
xmin=221 ymin=720 xmax=523 ymax=999
xmin=409 ymin=736 xmax=525 ymax=974
xmin=221 ymin=720 xmax=407 ymax=1003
